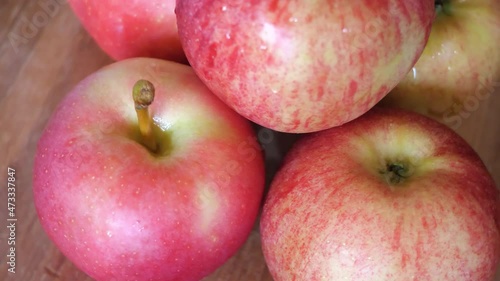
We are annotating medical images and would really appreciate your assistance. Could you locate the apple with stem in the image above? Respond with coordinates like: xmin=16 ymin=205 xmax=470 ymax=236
xmin=33 ymin=58 xmax=265 ymax=281
xmin=176 ymin=0 xmax=435 ymax=133
xmin=68 ymin=0 xmax=187 ymax=63
xmin=380 ymin=0 xmax=500 ymax=127
xmin=261 ymin=107 xmax=500 ymax=280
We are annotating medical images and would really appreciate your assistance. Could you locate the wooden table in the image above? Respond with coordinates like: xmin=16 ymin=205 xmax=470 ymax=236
xmin=0 ymin=1 xmax=499 ymax=281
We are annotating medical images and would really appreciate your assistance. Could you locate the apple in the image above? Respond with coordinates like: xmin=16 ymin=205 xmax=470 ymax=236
xmin=260 ymin=107 xmax=500 ymax=280
xmin=175 ymin=0 xmax=435 ymax=133
xmin=68 ymin=0 xmax=187 ymax=63
xmin=33 ymin=58 xmax=265 ymax=281
xmin=380 ymin=0 xmax=500 ymax=128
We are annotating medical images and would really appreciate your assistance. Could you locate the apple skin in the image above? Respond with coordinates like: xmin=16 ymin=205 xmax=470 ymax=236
xmin=33 ymin=58 xmax=265 ymax=281
xmin=380 ymin=0 xmax=500 ymax=127
xmin=68 ymin=0 xmax=186 ymax=63
xmin=176 ymin=0 xmax=435 ymax=133
xmin=260 ymin=107 xmax=500 ymax=280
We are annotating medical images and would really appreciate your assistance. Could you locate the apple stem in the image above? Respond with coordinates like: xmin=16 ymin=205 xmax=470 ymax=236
xmin=435 ymin=0 xmax=450 ymax=16
xmin=383 ymin=162 xmax=413 ymax=185
xmin=133 ymin=79 xmax=157 ymax=152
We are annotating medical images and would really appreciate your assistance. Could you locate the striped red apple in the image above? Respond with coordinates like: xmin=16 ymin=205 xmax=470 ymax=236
xmin=176 ymin=0 xmax=435 ymax=133
xmin=261 ymin=107 xmax=500 ymax=280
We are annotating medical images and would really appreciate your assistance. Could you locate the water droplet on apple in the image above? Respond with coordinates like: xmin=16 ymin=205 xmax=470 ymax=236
xmin=152 ymin=116 xmax=172 ymax=131
xmin=410 ymin=68 xmax=418 ymax=80
xmin=221 ymin=5 xmax=227 ymax=12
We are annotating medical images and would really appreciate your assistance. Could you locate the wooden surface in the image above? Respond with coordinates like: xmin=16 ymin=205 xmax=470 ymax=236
xmin=0 ymin=1 xmax=499 ymax=281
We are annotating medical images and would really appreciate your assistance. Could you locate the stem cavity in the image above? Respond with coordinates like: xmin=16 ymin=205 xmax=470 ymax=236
xmin=381 ymin=161 xmax=414 ymax=186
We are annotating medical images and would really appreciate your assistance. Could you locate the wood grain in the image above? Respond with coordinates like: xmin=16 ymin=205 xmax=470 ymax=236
xmin=0 ymin=1 xmax=498 ymax=281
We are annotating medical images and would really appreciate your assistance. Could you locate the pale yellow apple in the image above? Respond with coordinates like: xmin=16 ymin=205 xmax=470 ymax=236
xmin=381 ymin=0 xmax=500 ymax=128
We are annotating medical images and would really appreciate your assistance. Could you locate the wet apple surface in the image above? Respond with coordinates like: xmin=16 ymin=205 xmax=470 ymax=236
xmin=176 ymin=0 xmax=435 ymax=133
xmin=382 ymin=0 xmax=500 ymax=126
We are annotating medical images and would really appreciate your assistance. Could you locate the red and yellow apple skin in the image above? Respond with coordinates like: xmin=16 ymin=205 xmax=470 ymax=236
xmin=381 ymin=0 xmax=500 ymax=126
xmin=68 ymin=0 xmax=186 ymax=63
xmin=176 ymin=0 xmax=435 ymax=133
xmin=261 ymin=107 xmax=500 ymax=280
xmin=33 ymin=58 xmax=265 ymax=281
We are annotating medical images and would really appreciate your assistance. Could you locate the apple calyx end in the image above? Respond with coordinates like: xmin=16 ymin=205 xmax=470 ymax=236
xmin=380 ymin=161 xmax=414 ymax=186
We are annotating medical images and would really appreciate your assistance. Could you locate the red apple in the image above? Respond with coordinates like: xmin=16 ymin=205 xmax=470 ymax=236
xmin=68 ymin=0 xmax=186 ymax=63
xmin=261 ymin=107 xmax=500 ymax=280
xmin=176 ymin=0 xmax=435 ymax=133
xmin=33 ymin=58 xmax=265 ymax=281
xmin=380 ymin=0 xmax=500 ymax=127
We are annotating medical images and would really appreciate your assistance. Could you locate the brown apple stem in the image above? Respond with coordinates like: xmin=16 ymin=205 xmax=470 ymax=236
xmin=133 ymin=79 xmax=157 ymax=152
